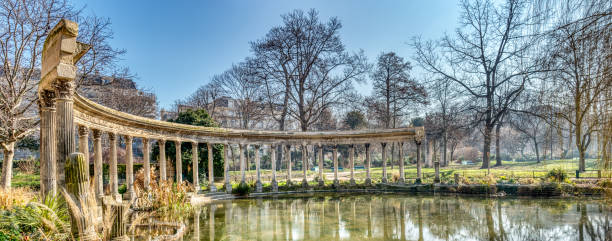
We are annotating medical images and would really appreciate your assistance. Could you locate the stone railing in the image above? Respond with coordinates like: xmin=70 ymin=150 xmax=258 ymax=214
xmin=38 ymin=19 xmax=426 ymax=200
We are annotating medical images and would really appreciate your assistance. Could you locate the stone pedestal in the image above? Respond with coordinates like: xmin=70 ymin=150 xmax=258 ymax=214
xmin=350 ymin=178 xmax=356 ymax=186
xmin=434 ymin=161 xmax=440 ymax=183
xmin=365 ymin=178 xmax=372 ymax=186
xmin=225 ymin=181 xmax=232 ymax=194
xmin=271 ymin=179 xmax=278 ymax=192
xmin=255 ymin=180 xmax=262 ymax=193
xmin=302 ymin=179 xmax=309 ymax=188
xmin=333 ymin=179 xmax=340 ymax=188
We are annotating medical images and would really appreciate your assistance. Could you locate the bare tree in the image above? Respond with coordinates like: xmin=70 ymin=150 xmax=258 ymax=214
xmin=181 ymin=82 xmax=222 ymax=119
xmin=252 ymin=9 xmax=369 ymax=131
xmin=368 ymin=51 xmax=427 ymax=128
xmin=0 ymin=0 xmax=128 ymax=188
xmin=413 ymin=0 xmax=545 ymax=169
xmin=544 ymin=0 xmax=611 ymax=171
xmin=214 ymin=60 xmax=265 ymax=129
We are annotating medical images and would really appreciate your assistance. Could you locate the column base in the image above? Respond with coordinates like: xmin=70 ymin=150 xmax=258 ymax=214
xmin=332 ymin=179 xmax=339 ymax=188
xmin=434 ymin=177 xmax=440 ymax=184
xmin=225 ymin=182 xmax=232 ymax=194
xmin=397 ymin=178 xmax=405 ymax=184
xmin=302 ymin=179 xmax=309 ymax=188
xmin=365 ymin=178 xmax=372 ymax=186
xmin=381 ymin=177 xmax=388 ymax=184
xmin=112 ymin=193 xmax=122 ymax=203
xmin=209 ymin=184 xmax=217 ymax=192
xmin=318 ymin=180 xmax=325 ymax=187
xmin=286 ymin=180 xmax=293 ymax=186
xmin=415 ymin=178 xmax=422 ymax=184
xmin=123 ymin=191 xmax=135 ymax=200
xmin=271 ymin=179 xmax=278 ymax=192
xmin=349 ymin=178 xmax=356 ymax=186
xmin=255 ymin=180 xmax=262 ymax=193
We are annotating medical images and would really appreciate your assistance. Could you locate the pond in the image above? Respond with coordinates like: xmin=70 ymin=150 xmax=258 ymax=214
xmin=180 ymin=194 xmax=611 ymax=240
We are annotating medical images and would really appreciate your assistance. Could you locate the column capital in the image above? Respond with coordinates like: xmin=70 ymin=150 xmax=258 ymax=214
xmin=54 ymin=81 xmax=75 ymax=100
xmin=381 ymin=142 xmax=387 ymax=148
xmin=365 ymin=143 xmax=370 ymax=148
xmin=92 ymin=129 xmax=102 ymax=139
xmin=124 ymin=135 xmax=133 ymax=142
xmin=158 ymin=139 xmax=166 ymax=145
xmin=38 ymin=89 xmax=56 ymax=109
xmin=175 ymin=139 xmax=182 ymax=145
xmin=142 ymin=137 xmax=149 ymax=144
xmin=108 ymin=132 xmax=117 ymax=140
xmin=191 ymin=141 xmax=198 ymax=147
xmin=77 ymin=125 xmax=89 ymax=137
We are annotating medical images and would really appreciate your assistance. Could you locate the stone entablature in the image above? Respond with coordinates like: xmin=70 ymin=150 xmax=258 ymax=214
xmin=73 ymin=94 xmax=424 ymax=145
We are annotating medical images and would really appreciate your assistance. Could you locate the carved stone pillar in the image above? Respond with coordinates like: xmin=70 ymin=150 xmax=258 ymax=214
xmin=39 ymin=91 xmax=57 ymax=197
xmin=416 ymin=140 xmax=423 ymax=184
xmin=208 ymin=143 xmax=216 ymax=192
xmin=55 ymin=81 xmax=75 ymax=187
xmin=365 ymin=143 xmax=372 ymax=185
xmin=77 ymin=125 xmax=89 ymax=176
xmin=158 ymin=139 xmax=167 ymax=182
xmin=255 ymin=145 xmax=262 ymax=192
xmin=192 ymin=142 xmax=199 ymax=192
xmin=285 ymin=145 xmax=292 ymax=185
xmin=270 ymin=144 xmax=278 ymax=192
xmin=108 ymin=133 xmax=120 ymax=200
xmin=381 ymin=142 xmax=388 ymax=183
xmin=175 ymin=140 xmax=182 ymax=184
xmin=224 ymin=144 xmax=232 ymax=193
xmin=239 ymin=144 xmax=246 ymax=185
xmin=301 ymin=144 xmax=308 ymax=187
xmin=142 ymin=138 xmax=150 ymax=190
xmin=332 ymin=145 xmax=339 ymax=186
xmin=318 ymin=144 xmax=324 ymax=187
xmin=398 ymin=142 xmax=405 ymax=184
xmin=349 ymin=144 xmax=355 ymax=185
xmin=125 ymin=135 xmax=134 ymax=199
xmin=92 ymin=129 xmax=103 ymax=199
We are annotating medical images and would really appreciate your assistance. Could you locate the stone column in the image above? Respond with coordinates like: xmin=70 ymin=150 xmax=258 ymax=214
xmin=301 ymin=144 xmax=309 ymax=187
xmin=434 ymin=161 xmax=440 ymax=183
xmin=255 ymin=145 xmax=262 ymax=192
xmin=77 ymin=125 xmax=89 ymax=176
xmin=108 ymin=133 xmax=120 ymax=200
xmin=208 ymin=143 xmax=216 ymax=192
xmin=39 ymin=91 xmax=57 ymax=197
xmin=55 ymin=81 xmax=75 ymax=187
xmin=142 ymin=138 xmax=150 ymax=190
xmin=398 ymin=142 xmax=405 ymax=183
xmin=285 ymin=145 xmax=292 ymax=185
xmin=192 ymin=142 xmax=199 ymax=192
xmin=159 ymin=139 xmax=167 ymax=182
xmin=426 ymin=139 xmax=432 ymax=168
xmin=125 ymin=135 xmax=134 ymax=199
xmin=239 ymin=144 xmax=246 ymax=185
xmin=92 ymin=129 xmax=103 ymax=199
xmin=365 ymin=143 xmax=372 ymax=185
xmin=381 ymin=142 xmax=388 ymax=183
xmin=224 ymin=144 xmax=232 ymax=193
xmin=270 ymin=144 xmax=278 ymax=192
xmin=175 ymin=140 xmax=182 ymax=184
xmin=332 ymin=145 xmax=339 ymax=186
xmin=349 ymin=144 xmax=355 ymax=185
xmin=416 ymin=141 xmax=422 ymax=184
xmin=318 ymin=144 xmax=324 ymax=186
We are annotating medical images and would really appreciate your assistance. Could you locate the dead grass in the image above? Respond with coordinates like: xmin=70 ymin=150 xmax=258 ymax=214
xmin=0 ymin=187 xmax=34 ymax=210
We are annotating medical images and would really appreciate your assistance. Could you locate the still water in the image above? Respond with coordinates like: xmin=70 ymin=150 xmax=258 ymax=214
xmin=183 ymin=193 xmax=611 ymax=241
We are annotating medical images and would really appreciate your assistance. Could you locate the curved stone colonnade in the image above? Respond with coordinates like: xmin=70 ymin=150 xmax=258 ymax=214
xmin=37 ymin=19 xmax=426 ymax=200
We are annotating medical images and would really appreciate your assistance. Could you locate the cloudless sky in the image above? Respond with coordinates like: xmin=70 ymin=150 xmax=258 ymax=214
xmin=72 ymin=1 xmax=460 ymax=109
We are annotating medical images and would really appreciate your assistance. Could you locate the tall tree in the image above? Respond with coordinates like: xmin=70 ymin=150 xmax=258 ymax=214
xmin=368 ymin=52 xmax=427 ymax=128
xmin=544 ymin=0 xmax=611 ymax=171
xmin=214 ymin=60 xmax=265 ymax=129
xmin=179 ymin=82 xmax=222 ymax=120
xmin=0 ymin=0 xmax=125 ymax=188
xmin=252 ymin=9 xmax=369 ymax=131
xmin=413 ymin=0 xmax=545 ymax=169
xmin=343 ymin=110 xmax=367 ymax=130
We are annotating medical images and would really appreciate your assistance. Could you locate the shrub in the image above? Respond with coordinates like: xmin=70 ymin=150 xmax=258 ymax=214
xmin=232 ymin=182 xmax=251 ymax=196
xmin=546 ymin=168 xmax=568 ymax=182
xmin=392 ymin=173 xmax=401 ymax=182
xmin=597 ymin=179 xmax=612 ymax=188
xmin=15 ymin=157 xmax=38 ymax=175
xmin=0 ymin=187 xmax=33 ymax=210
xmin=0 ymin=194 xmax=70 ymax=240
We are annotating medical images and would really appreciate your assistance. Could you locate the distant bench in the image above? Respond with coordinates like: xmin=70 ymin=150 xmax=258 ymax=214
xmin=354 ymin=166 xmax=365 ymax=170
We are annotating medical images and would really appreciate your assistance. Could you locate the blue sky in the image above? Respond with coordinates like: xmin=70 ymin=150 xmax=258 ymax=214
xmin=73 ymin=1 xmax=460 ymax=109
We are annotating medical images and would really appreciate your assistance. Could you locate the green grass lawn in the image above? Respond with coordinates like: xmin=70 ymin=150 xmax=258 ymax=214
xmin=11 ymin=172 xmax=40 ymax=189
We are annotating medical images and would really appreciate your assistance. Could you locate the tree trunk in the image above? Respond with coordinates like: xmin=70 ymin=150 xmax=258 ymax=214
xmin=1 ymin=142 xmax=15 ymax=189
xmin=495 ymin=123 xmax=502 ymax=166
xmin=481 ymin=125 xmax=492 ymax=169
xmin=534 ymin=137 xmax=541 ymax=163
xmin=442 ymin=131 xmax=448 ymax=167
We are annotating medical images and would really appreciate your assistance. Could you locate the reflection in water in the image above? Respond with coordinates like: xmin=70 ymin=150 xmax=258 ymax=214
xmin=182 ymin=194 xmax=611 ymax=241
